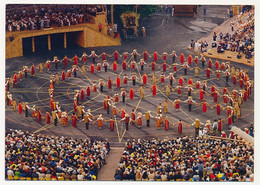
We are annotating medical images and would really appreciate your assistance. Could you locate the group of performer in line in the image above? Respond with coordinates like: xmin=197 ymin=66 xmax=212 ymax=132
xmin=5 ymin=49 xmax=253 ymax=136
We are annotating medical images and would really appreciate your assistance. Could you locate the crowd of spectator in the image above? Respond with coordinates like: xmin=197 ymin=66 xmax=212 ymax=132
xmin=214 ymin=9 xmax=254 ymax=59
xmin=6 ymin=4 xmax=105 ymax=32
xmin=5 ymin=129 xmax=110 ymax=180
xmin=114 ymin=137 xmax=254 ymax=181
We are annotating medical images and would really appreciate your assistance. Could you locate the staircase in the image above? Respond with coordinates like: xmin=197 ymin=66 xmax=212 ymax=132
xmin=97 ymin=147 xmax=124 ymax=181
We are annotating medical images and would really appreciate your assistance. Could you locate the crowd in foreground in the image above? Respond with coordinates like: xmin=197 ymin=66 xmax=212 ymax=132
xmin=115 ymin=137 xmax=254 ymax=181
xmin=5 ymin=129 xmax=110 ymax=180
xmin=6 ymin=4 xmax=104 ymax=32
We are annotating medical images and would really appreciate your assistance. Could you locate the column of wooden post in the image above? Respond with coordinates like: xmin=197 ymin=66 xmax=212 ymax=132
xmin=32 ymin=37 xmax=35 ymax=52
xmin=64 ymin=32 xmax=67 ymax=48
xmin=48 ymin=34 xmax=51 ymax=50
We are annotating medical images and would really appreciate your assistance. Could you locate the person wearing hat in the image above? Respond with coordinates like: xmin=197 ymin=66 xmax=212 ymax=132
xmin=130 ymin=59 xmax=136 ymax=70
xmin=66 ymin=69 xmax=71 ymax=80
xmin=96 ymin=114 xmax=104 ymax=129
xmin=83 ymin=109 xmax=93 ymax=130
xmin=90 ymin=51 xmax=97 ymax=63
xmin=109 ymin=117 xmax=114 ymax=131
xmin=167 ymin=73 xmax=175 ymax=87
xmin=131 ymin=72 xmax=138 ymax=86
xmin=136 ymin=85 xmax=145 ymax=99
xmin=205 ymin=120 xmax=211 ymax=134
xmin=143 ymin=110 xmax=154 ymax=127
xmin=71 ymin=112 xmax=79 ymax=128
xmin=45 ymin=59 xmax=51 ymax=71
xmin=221 ymin=131 xmax=226 ymax=138
xmin=52 ymin=110 xmax=58 ymax=126
xmin=96 ymin=61 xmax=102 ymax=72
xmin=192 ymin=118 xmax=203 ymax=136
xmin=121 ymin=88 xmax=126 ymax=103
xmin=183 ymin=96 xmax=196 ymax=112
xmin=138 ymin=59 xmax=146 ymax=71
xmin=32 ymin=105 xmax=36 ymax=119
xmin=24 ymin=102 xmax=29 ymax=117
xmin=121 ymin=113 xmax=130 ymax=130
xmin=99 ymin=79 xmax=104 ymax=92
xmin=136 ymin=112 xmax=143 ymax=129
xmin=72 ymin=65 xmax=78 ymax=77
xmin=53 ymin=56 xmax=59 ymax=70
xmin=102 ymin=60 xmax=109 ymax=72
xmin=130 ymin=110 xmax=136 ymax=125
xmin=212 ymin=120 xmax=218 ymax=135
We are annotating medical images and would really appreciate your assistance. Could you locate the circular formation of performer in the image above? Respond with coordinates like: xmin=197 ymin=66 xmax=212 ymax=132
xmin=5 ymin=49 xmax=253 ymax=138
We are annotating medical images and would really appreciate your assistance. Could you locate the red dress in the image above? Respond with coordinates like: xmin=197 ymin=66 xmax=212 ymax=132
xmin=31 ymin=65 xmax=35 ymax=75
xmin=143 ymin=75 xmax=147 ymax=85
xmin=165 ymin=119 xmax=169 ymax=131
xmin=62 ymin=71 xmax=66 ymax=81
xmin=179 ymin=78 xmax=183 ymax=86
xmin=194 ymin=58 xmax=198 ymax=65
xmin=178 ymin=122 xmax=182 ymax=134
xmin=188 ymin=55 xmax=192 ymax=65
xmin=175 ymin=101 xmax=180 ymax=109
xmin=114 ymin=52 xmax=118 ymax=61
xmin=218 ymin=120 xmax=222 ymax=132
xmin=116 ymin=77 xmax=121 ymax=88
xmin=83 ymin=56 xmax=87 ymax=63
xmin=161 ymin=76 xmax=165 ymax=83
xmin=46 ymin=112 xmax=51 ymax=124
xmin=18 ymin=102 xmax=23 ymax=114
xmin=129 ymin=88 xmax=134 ymax=99
xmin=113 ymin=62 xmax=117 ymax=72
xmin=200 ymin=90 xmax=204 ymax=100
xmin=102 ymin=53 xmax=106 ymax=61
xmin=86 ymin=86 xmax=90 ymax=96
xmin=72 ymin=115 xmax=77 ymax=127
xmin=144 ymin=52 xmax=148 ymax=61
xmin=153 ymin=52 xmax=158 ymax=62
xmin=163 ymin=54 xmax=167 ymax=61
xmin=215 ymin=61 xmax=219 ymax=70
xmin=110 ymin=120 xmax=114 ymax=131
xmin=207 ymin=69 xmax=210 ymax=78
xmin=122 ymin=61 xmax=127 ymax=70
xmin=80 ymin=89 xmax=85 ymax=100
xmin=123 ymin=53 xmax=128 ymax=60
xmin=108 ymin=79 xmax=112 ymax=89
xmin=180 ymin=54 xmax=184 ymax=64
xmin=50 ymin=98 xmax=54 ymax=110
xmin=162 ymin=63 xmax=167 ymax=72
xmin=177 ymin=87 xmax=181 ymax=95
xmin=173 ymin=65 xmax=177 ymax=72
xmin=63 ymin=57 xmax=68 ymax=67
xmin=152 ymin=85 xmax=157 ymax=96
xmin=202 ymin=102 xmax=207 ymax=112
xmin=216 ymin=104 xmax=221 ymax=115
xmin=151 ymin=62 xmax=155 ymax=71
xmin=90 ymin=64 xmax=95 ymax=74
xmin=208 ymin=60 xmax=212 ymax=68
xmin=131 ymin=62 xmax=135 ymax=69
xmin=74 ymin=56 xmax=78 ymax=65
xmin=13 ymin=74 xmax=18 ymax=84
xmin=37 ymin=110 xmax=42 ymax=122
xmin=46 ymin=62 xmax=50 ymax=70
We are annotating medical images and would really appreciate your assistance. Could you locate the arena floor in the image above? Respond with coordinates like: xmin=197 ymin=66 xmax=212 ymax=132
xmin=5 ymin=5 xmax=254 ymax=145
